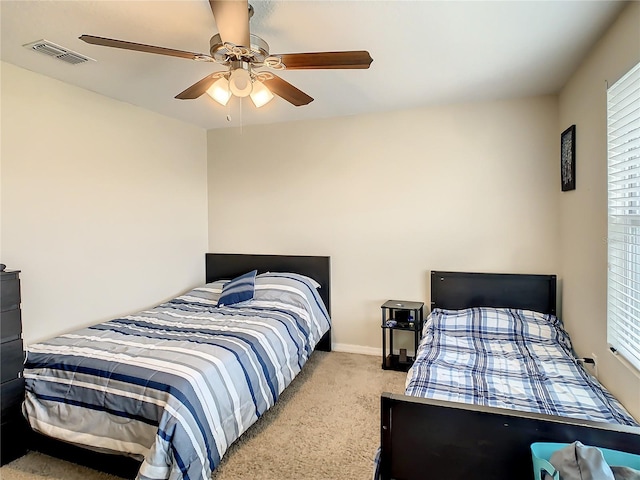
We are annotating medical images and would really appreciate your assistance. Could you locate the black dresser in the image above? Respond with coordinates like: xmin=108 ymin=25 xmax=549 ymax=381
xmin=1 ymin=269 xmax=27 ymax=465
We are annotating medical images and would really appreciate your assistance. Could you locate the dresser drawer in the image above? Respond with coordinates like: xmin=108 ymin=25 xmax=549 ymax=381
xmin=0 ymin=417 xmax=27 ymax=465
xmin=1 ymin=377 xmax=24 ymax=421
xmin=0 ymin=308 xmax=21 ymax=343
xmin=0 ymin=339 xmax=23 ymax=383
xmin=0 ymin=278 xmax=20 ymax=312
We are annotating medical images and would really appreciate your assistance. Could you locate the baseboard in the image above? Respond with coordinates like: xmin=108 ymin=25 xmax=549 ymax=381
xmin=332 ymin=343 xmax=381 ymax=356
xmin=331 ymin=343 xmax=416 ymax=358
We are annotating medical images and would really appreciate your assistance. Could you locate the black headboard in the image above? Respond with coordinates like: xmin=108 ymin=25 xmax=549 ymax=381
xmin=431 ymin=271 xmax=557 ymax=315
xmin=205 ymin=253 xmax=331 ymax=315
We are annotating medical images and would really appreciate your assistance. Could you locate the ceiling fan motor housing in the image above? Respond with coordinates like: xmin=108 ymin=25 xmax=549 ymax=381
xmin=209 ymin=33 xmax=270 ymax=66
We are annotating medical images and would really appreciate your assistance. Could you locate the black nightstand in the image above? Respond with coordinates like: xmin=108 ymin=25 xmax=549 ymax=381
xmin=381 ymin=300 xmax=424 ymax=371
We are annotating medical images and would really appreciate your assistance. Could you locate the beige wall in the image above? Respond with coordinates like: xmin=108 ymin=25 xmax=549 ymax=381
xmin=558 ymin=3 xmax=640 ymax=420
xmin=208 ymin=96 xmax=560 ymax=354
xmin=1 ymin=62 xmax=209 ymax=344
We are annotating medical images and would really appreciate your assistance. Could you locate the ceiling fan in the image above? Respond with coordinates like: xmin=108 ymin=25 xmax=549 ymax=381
xmin=79 ymin=0 xmax=373 ymax=108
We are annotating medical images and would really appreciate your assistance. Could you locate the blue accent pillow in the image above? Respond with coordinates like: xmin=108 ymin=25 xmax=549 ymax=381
xmin=218 ymin=270 xmax=257 ymax=307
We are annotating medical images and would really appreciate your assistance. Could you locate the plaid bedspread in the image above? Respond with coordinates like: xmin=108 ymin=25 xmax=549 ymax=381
xmin=405 ymin=307 xmax=637 ymax=426
xmin=23 ymin=273 xmax=330 ymax=480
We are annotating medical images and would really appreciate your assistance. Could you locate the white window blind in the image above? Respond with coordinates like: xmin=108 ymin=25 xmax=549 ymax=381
xmin=607 ymin=60 xmax=640 ymax=373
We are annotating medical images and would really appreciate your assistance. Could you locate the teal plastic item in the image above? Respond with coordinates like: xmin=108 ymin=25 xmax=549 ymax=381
xmin=531 ymin=442 xmax=640 ymax=480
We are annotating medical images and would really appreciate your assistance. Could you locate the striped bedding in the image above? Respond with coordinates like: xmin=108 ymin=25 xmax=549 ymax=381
xmin=23 ymin=272 xmax=331 ymax=480
xmin=405 ymin=307 xmax=637 ymax=426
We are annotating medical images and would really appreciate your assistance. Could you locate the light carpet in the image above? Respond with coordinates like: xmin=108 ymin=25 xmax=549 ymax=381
xmin=1 ymin=351 xmax=407 ymax=480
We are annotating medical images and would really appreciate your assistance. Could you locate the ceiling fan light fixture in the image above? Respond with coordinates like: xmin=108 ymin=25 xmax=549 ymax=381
xmin=250 ymin=81 xmax=274 ymax=108
xmin=206 ymin=77 xmax=232 ymax=106
xmin=229 ymin=67 xmax=252 ymax=98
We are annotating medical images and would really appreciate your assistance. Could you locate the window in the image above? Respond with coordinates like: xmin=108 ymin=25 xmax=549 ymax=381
xmin=607 ymin=60 xmax=640 ymax=372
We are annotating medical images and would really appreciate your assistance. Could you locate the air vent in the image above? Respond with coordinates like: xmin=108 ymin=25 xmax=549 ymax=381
xmin=23 ymin=39 xmax=95 ymax=65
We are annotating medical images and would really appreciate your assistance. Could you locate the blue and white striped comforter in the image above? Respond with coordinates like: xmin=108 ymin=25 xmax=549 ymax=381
xmin=405 ymin=307 xmax=637 ymax=426
xmin=23 ymin=273 xmax=331 ymax=480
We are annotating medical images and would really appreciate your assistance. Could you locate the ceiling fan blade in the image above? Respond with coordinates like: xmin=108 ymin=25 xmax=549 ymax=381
xmin=175 ymin=74 xmax=220 ymax=100
xmin=209 ymin=0 xmax=251 ymax=48
xmin=278 ymin=51 xmax=373 ymax=70
xmin=80 ymin=35 xmax=212 ymax=61
xmin=262 ymin=75 xmax=313 ymax=107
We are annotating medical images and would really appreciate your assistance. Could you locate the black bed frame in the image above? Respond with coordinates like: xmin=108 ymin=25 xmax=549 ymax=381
xmin=205 ymin=253 xmax=332 ymax=352
xmin=28 ymin=253 xmax=332 ymax=478
xmin=379 ymin=270 xmax=640 ymax=480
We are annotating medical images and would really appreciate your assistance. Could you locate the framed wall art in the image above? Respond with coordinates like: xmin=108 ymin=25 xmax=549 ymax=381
xmin=561 ymin=124 xmax=576 ymax=191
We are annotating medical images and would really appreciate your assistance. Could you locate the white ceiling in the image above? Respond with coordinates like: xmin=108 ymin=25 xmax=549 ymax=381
xmin=0 ymin=0 xmax=627 ymax=130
